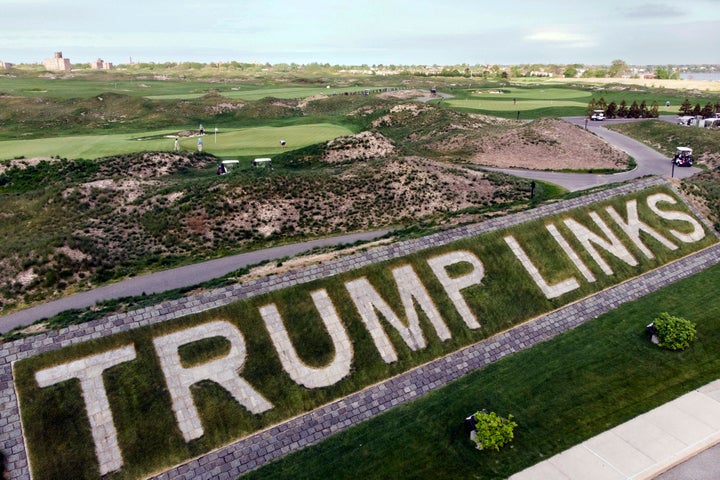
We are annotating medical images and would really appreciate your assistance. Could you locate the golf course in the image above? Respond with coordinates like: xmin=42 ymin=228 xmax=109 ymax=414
xmin=2 ymin=64 xmax=720 ymax=480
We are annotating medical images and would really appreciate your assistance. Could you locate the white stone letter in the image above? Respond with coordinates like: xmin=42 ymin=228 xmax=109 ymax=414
xmin=153 ymin=321 xmax=272 ymax=442
xmin=426 ymin=251 xmax=483 ymax=329
xmin=504 ymin=235 xmax=580 ymax=299
xmin=646 ymin=193 xmax=705 ymax=243
xmin=605 ymin=200 xmax=677 ymax=258
xmin=564 ymin=212 xmax=638 ymax=275
xmin=546 ymin=223 xmax=596 ymax=283
xmin=259 ymin=289 xmax=353 ymax=389
xmin=345 ymin=263 xmax=448 ymax=363
xmin=35 ymin=345 xmax=137 ymax=475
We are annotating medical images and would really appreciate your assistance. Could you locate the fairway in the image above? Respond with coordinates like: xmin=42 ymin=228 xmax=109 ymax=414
xmin=146 ymin=85 xmax=388 ymax=101
xmin=441 ymin=86 xmax=698 ymax=118
xmin=0 ymin=124 xmax=353 ymax=160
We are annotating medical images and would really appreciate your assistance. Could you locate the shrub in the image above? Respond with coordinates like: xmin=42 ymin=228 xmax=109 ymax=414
xmin=653 ymin=312 xmax=697 ymax=351
xmin=469 ymin=411 xmax=518 ymax=452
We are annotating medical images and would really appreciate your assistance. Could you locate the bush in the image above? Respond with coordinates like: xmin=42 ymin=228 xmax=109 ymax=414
xmin=653 ymin=312 xmax=697 ymax=351
xmin=469 ymin=411 xmax=518 ymax=452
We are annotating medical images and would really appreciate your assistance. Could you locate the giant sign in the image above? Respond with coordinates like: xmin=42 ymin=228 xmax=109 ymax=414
xmin=13 ymin=186 xmax=717 ymax=479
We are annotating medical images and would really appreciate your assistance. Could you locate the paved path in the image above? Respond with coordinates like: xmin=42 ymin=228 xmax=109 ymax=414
xmin=0 ymin=229 xmax=389 ymax=333
xmin=510 ymin=380 xmax=720 ymax=480
xmin=481 ymin=117 xmax=700 ymax=192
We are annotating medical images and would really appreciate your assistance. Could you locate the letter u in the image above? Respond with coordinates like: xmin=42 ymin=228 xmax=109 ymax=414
xmin=259 ymin=289 xmax=353 ymax=389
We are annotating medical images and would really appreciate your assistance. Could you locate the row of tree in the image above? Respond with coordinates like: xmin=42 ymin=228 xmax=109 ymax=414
xmin=587 ymin=97 xmax=659 ymax=119
xmin=678 ymin=99 xmax=720 ymax=118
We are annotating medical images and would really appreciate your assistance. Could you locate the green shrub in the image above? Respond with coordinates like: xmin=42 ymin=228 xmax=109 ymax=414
xmin=470 ymin=411 xmax=518 ymax=452
xmin=653 ymin=312 xmax=697 ymax=351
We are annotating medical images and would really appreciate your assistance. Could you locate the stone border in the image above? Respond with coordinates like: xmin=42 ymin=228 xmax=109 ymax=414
xmin=2 ymin=177 xmax=716 ymax=479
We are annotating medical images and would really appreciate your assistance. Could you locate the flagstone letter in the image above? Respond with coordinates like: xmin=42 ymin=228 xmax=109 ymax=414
xmin=646 ymin=193 xmax=705 ymax=243
xmin=546 ymin=223 xmax=596 ymax=283
xmin=153 ymin=321 xmax=273 ymax=442
xmin=504 ymin=235 xmax=580 ymax=299
xmin=563 ymin=212 xmax=638 ymax=275
xmin=605 ymin=200 xmax=677 ymax=259
xmin=345 ymin=263 xmax=448 ymax=363
xmin=259 ymin=289 xmax=353 ymax=389
xmin=35 ymin=345 xmax=137 ymax=475
xmin=427 ymin=251 xmax=483 ymax=329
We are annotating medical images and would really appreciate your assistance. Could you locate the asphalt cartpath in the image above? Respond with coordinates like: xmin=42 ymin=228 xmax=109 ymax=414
xmin=482 ymin=117 xmax=701 ymax=192
xmin=0 ymin=229 xmax=390 ymax=333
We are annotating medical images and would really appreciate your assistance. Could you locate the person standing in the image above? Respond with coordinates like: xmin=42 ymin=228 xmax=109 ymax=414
xmin=199 ymin=124 xmax=205 ymax=135
xmin=174 ymin=137 xmax=180 ymax=152
xmin=197 ymin=138 xmax=203 ymax=152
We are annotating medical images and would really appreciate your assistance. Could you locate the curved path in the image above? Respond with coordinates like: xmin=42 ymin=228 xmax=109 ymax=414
xmin=0 ymin=229 xmax=390 ymax=333
xmin=482 ymin=116 xmax=701 ymax=191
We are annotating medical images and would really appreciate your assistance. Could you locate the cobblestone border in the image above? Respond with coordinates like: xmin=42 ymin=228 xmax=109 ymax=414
xmin=2 ymin=177 xmax=717 ymax=479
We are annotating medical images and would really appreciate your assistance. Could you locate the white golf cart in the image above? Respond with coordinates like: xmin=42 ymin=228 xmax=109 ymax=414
xmin=216 ymin=159 xmax=239 ymax=175
xmin=590 ymin=109 xmax=605 ymax=121
xmin=672 ymin=147 xmax=693 ymax=167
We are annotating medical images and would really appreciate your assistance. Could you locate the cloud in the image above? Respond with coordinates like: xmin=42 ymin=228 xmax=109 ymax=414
xmin=524 ymin=31 xmax=596 ymax=49
xmin=622 ymin=2 xmax=685 ymax=19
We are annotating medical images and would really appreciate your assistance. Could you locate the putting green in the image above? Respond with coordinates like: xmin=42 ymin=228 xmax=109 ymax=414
xmin=0 ymin=124 xmax=353 ymax=161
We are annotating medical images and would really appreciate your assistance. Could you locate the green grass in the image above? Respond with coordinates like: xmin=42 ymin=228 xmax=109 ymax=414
xmin=0 ymin=74 xmax=394 ymax=101
xmin=147 ymin=86 xmax=391 ymax=101
xmin=439 ymin=85 xmax=719 ymax=119
xmin=13 ymin=185 xmax=717 ymax=480
xmin=0 ymin=124 xmax=353 ymax=160
xmin=242 ymin=261 xmax=720 ymax=480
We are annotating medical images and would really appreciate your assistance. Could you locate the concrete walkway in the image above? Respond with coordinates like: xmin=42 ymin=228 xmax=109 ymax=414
xmin=510 ymin=380 xmax=720 ymax=480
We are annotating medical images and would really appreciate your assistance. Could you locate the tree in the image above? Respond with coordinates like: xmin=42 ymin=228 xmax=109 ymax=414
xmin=608 ymin=59 xmax=629 ymax=77
xmin=628 ymin=101 xmax=641 ymax=118
xmin=640 ymin=100 xmax=648 ymax=118
xmin=649 ymin=100 xmax=659 ymax=118
xmin=618 ymin=100 xmax=628 ymax=118
xmin=606 ymin=101 xmax=618 ymax=119
xmin=701 ymin=102 xmax=714 ymax=118
xmin=692 ymin=103 xmax=702 ymax=116
xmin=679 ymin=98 xmax=693 ymax=116
xmin=563 ymin=66 xmax=578 ymax=78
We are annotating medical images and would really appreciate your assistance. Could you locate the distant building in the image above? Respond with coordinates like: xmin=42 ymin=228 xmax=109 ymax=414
xmin=0 ymin=61 xmax=13 ymax=69
xmin=90 ymin=58 xmax=113 ymax=70
xmin=43 ymin=52 xmax=71 ymax=71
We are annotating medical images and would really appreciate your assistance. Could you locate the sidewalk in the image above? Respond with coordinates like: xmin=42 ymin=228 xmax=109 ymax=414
xmin=510 ymin=379 xmax=720 ymax=480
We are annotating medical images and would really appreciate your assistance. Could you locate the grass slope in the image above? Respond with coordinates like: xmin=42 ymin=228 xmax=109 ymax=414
xmin=242 ymin=261 xmax=720 ymax=480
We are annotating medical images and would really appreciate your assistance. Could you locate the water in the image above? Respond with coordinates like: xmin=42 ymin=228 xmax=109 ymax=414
xmin=680 ymin=72 xmax=720 ymax=81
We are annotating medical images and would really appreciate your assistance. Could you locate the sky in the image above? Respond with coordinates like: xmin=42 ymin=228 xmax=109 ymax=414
xmin=1 ymin=0 xmax=719 ymax=66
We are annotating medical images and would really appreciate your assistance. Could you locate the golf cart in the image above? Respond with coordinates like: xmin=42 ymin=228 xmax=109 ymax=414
xmin=217 ymin=159 xmax=239 ymax=175
xmin=590 ymin=109 xmax=605 ymax=121
xmin=672 ymin=147 xmax=693 ymax=167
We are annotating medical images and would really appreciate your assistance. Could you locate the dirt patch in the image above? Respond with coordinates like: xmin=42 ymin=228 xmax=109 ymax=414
xmin=323 ymin=131 xmax=395 ymax=163
xmin=433 ymin=118 xmax=630 ymax=171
